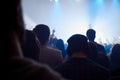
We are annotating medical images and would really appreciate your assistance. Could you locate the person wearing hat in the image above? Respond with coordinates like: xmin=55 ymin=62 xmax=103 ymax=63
xmin=55 ymin=34 xmax=110 ymax=80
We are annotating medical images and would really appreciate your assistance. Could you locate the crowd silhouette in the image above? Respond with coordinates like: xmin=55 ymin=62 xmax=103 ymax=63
xmin=33 ymin=24 xmax=63 ymax=68
xmin=2 ymin=0 xmax=120 ymax=80
xmin=2 ymin=0 xmax=66 ymax=80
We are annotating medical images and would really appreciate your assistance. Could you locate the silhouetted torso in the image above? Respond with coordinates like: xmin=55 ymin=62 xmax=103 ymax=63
xmin=56 ymin=39 xmax=67 ymax=59
xmin=39 ymin=46 xmax=63 ymax=68
xmin=2 ymin=57 xmax=64 ymax=80
xmin=55 ymin=57 xmax=110 ymax=80
xmin=96 ymin=42 xmax=106 ymax=54
xmin=22 ymin=30 xmax=39 ymax=61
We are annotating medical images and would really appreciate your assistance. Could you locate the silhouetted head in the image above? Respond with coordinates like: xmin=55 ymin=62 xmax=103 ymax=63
xmin=33 ymin=24 xmax=50 ymax=46
xmin=22 ymin=30 xmax=39 ymax=61
xmin=110 ymin=44 xmax=120 ymax=63
xmin=56 ymin=39 xmax=64 ymax=50
xmin=2 ymin=0 xmax=25 ymax=57
xmin=67 ymin=34 xmax=89 ymax=56
xmin=86 ymin=29 xmax=96 ymax=42
xmin=5 ymin=0 xmax=24 ymax=42
xmin=111 ymin=44 xmax=120 ymax=55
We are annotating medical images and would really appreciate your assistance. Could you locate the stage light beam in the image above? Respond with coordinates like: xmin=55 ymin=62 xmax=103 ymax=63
xmin=55 ymin=0 xmax=59 ymax=3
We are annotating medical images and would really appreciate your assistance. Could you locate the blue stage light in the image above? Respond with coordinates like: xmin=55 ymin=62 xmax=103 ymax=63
xmin=55 ymin=0 xmax=59 ymax=3
xmin=112 ymin=0 xmax=119 ymax=6
xmin=113 ymin=0 xmax=119 ymax=3
xmin=97 ymin=0 xmax=104 ymax=4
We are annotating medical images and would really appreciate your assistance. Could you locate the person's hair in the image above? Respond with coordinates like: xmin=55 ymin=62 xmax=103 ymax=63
xmin=86 ymin=29 xmax=96 ymax=41
xmin=66 ymin=34 xmax=89 ymax=56
xmin=110 ymin=44 xmax=120 ymax=62
xmin=33 ymin=24 xmax=50 ymax=45
xmin=22 ymin=30 xmax=39 ymax=61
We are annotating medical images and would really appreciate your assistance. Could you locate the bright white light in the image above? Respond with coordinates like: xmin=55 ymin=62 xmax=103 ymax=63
xmin=97 ymin=0 xmax=104 ymax=2
xmin=23 ymin=0 xmax=120 ymax=43
xmin=55 ymin=0 xmax=59 ymax=3
xmin=119 ymin=36 xmax=120 ymax=39
xmin=50 ymin=0 xmax=58 ymax=2
xmin=23 ymin=14 xmax=37 ymax=30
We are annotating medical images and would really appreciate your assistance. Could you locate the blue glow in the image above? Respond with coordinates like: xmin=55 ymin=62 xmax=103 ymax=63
xmin=55 ymin=0 xmax=59 ymax=3
xmin=97 ymin=0 xmax=104 ymax=3
xmin=112 ymin=0 xmax=119 ymax=6
xmin=88 ymin=0 xmax=104 ymax=26
xmin=23 ymin=0 xmax=120 ymax=43
xmin=94 ymin=0 xmax=104 ymax=6
xmin=113 ymin=0 xmax=118 ymax=3
xmin=50 ymin=0 xmax=63 ymax=29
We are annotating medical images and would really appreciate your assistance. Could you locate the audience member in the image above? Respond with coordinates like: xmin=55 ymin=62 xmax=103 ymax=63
xmin=110 ymin=44 xmax=120 ymax=70
xmin=48 ymin=29 xmax=57 ymax=48
xmin=109 ymin=44 xmax=120 ymax=80
xmin=88 ymin=41 xmax=98 ymax=61
xmin=33 ymin=24 xmax=63 ymax=68
xmin=21 ymin=30 xmax=39 ymax=61
xmin=3 ymin=0 xmax=117 ymax=80
xmin=110 ymin=44 xmax=120 ymax=67
xmin=55 ymin=34 xmax=110 ymax=80
xmin=56 ymin=39 xmax=67 ymax=59
xmin=96 ymin=52 xmax=110 ymax=69
xmin=88 ymin=42 xmax=110 ymax=69
xmin=86 ymin=29 xmax=106 ymax=54
xmin=1 ymin=0 xmax=66 ymax=80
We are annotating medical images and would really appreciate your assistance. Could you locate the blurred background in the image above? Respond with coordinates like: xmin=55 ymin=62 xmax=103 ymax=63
xmin=22 ymin=0 xmax=120 ymax=44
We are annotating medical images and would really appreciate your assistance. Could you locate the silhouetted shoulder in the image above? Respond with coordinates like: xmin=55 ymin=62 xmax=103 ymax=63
xmin=39 ymin=46 xmax=63 ymax=68
xmin=97 ymin=43 xmax=106 ymax=54
xmin=5 ymin=57 xmax=65 ymax=80
xmin=47 ymin=47 xmax=62 ymax=54
xmin=46 ymin=47 xmax=62 ymax=59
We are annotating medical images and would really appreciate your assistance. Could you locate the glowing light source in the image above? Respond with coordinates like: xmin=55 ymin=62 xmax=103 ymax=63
xmin=55 ymin=0 xmax=59 ymax=3
xmin=113 ymin=0 xmax=119 ymax=3
xmin=50 ymin=0 xmax=59 ymax=2
xmin=96 ymin=0 xmax=104 ymax=4
xmin=97 ymin=0 xmax=104 ymax=2
xmin=112 ymin=0 xmax=119 ymax=6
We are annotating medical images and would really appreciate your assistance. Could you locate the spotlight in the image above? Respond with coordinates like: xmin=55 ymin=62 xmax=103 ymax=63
xmin=97 ymin=0 xmax=104 ymax=3
xmin=55 ymin=0 xmax=59 ymax=3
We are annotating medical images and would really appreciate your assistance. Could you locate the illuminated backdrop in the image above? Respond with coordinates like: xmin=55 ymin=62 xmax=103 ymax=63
xmin=22 ymin=0 xmax=120 ymax=44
